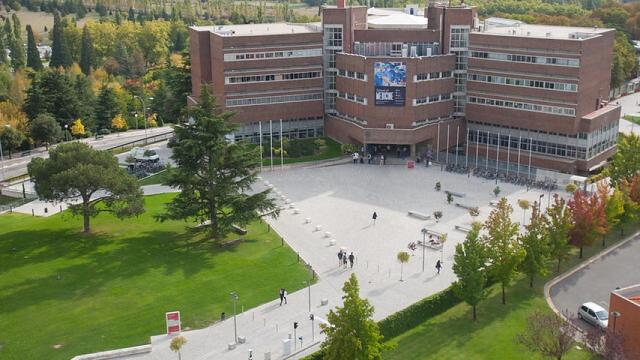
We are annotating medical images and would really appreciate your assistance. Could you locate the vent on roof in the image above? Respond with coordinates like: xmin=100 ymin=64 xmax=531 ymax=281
xmin=546 ymin=32 xmax=551 ymax=37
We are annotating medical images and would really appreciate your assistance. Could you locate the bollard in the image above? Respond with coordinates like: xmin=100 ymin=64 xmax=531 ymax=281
xmin=32 ymin=209 xmax=35 ymax=216
xmin=276 ymin=324 xmax=278 ymax=332
xmin=388 ymin=269 xmax=391 ymax=278
xmin=60 ymin=205 xmax=63 ymax=212
xmin=297 ymin=252 xmax=300 ymax=263
xmin=377 ymin=264 xmax=380 ymax=273
xmin=268 ymin=224 xmax=271 ymax=232
xmin=281 ymin=237 xmax=284 ymax=247
xmin=367 ymin=261 xmax=369 ymax=269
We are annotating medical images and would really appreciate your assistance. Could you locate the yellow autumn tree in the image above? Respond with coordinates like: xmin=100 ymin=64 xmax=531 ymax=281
xmin=147 ymin=113 xmax=158 ymax=127
xmin=0 ymin=101 xmax=29 ymax=131
xmin=111 ymin=114 xmax=128 ymax=131
xmin=70 ymin=119 xmax=85 ymax=137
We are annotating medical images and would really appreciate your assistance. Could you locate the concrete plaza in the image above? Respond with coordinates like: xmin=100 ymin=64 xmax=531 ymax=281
xmin=102 ymin=162 xmax=563 ymax=360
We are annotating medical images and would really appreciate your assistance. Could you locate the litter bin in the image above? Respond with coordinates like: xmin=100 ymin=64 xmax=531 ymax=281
xmin=407 ymin=161 xmax=415 ymax=169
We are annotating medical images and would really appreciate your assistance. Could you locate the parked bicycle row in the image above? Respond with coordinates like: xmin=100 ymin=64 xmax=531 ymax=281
xmin=442 ymin=163 xmax=558 ymax=190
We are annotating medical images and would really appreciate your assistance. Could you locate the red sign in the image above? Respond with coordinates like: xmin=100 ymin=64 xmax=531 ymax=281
xmin=166 ymin=311 xmax=181 ymax=335
xmin=407 ymin=161 xmax=415 ymax=169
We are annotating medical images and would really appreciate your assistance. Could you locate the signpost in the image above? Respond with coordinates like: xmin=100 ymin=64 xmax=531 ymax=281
xmin=165 ymin=311 xmax=181 ymax=335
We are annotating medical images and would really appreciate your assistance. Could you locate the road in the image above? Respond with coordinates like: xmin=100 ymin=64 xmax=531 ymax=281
xmin=0 ymin=127 xmax=173 ymax=181
xmin=615 ymin=91 xmax=640 ymax=136
xmin=549 ymin=235 xmax=640 ymax=332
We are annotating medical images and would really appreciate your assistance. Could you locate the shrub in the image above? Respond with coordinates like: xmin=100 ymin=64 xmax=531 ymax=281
xmin=341 ymin=143 xmax=358 ymax=155
xmin=314 ymin=138 xmax=327 ymax=148
xmin=99 ymin=128 xmax=111 ymax=135
xmin=287 ymin=139 xmax=315 ymax=157
xmin=565 ymin=183 xmax=577 ymax=193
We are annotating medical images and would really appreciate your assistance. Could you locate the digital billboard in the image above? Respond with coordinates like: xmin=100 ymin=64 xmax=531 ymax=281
xmin=374 ymin=62 xmax=407 ymax=106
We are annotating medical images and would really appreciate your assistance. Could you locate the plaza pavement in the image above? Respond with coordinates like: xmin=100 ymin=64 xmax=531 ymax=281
xmin=99 ymin=162 xmax=564 ymax=360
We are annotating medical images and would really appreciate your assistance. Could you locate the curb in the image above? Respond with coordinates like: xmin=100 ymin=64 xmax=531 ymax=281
xmin=544 ymin=230 xmax=640 ymax=330
xmin=70 ymin=344 xmax=152 ymax=360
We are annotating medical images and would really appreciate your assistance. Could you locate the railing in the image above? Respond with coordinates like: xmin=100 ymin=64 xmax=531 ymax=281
xmin=106 ymin=131 xmax=174 ymax=154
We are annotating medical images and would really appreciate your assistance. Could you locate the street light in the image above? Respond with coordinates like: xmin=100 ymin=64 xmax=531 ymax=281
xmin=230 ymin=291 xmax=239 ymax=344
xmin=304 ymin=280 xmax=311 ymax=313
xmin=611 ymin=310 xmax=621 ymax=332
xmin=0 ymin=124 xmax=10 ymax=180
xmin=64 ymin=124 xmax=69 ymax=142
xmin=421 ymin=227 xmax=428 ymax=272
xmin=538 ymin=194 xmax=544 ymax=213
xmin=134 ymin=96 xmax=153 ymax=144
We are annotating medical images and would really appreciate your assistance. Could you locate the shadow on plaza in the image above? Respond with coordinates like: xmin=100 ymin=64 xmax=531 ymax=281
xmin=0 ymin=228 xmax=219 ymax=315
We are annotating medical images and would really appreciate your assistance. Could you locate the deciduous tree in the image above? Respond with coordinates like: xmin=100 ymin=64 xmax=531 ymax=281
xmin=452 ymin=222 xmax=488 ymax=321
xmin=111 ymin=114 xmax=127 ymax=131
xmin=519 ymin=204 xmax=549 ymax=288
xmin=397 ymin=251 xmax=410 ymax=281
xmin=28 ymin=142 xmax=144 ymax=233
xmin=0 ymin=126 xmax=26 ymax=158
xmin=483 ymin=198 xmax=523 ymax=304
xmin=568 ymin=190 xmax=607 ymax=258
xmin=608 ymin=133 xmax=640 ymax=186
xmin=159 ymin=88 xmax=278 ymax=240
xmin=70 ymin=118 xmax=85 ymax=137
xmin=518 ymin=199 xmax=530 ymax=226
xmin=546 ymin=195 xmax=573 ymax=272
xmin=29 ymin=113 xmax=62 ymax=149
xmin=600 ymin=184 xmax=624 ymax=247
xmin=516 ymin=310 xmax=576 ymax=360
xmin=320 ymin=274 xmax=387 ymax=360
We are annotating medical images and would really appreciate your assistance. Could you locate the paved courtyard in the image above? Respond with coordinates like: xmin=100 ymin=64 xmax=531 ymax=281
xmin=103 ymin=162 xmax=563 ymax=360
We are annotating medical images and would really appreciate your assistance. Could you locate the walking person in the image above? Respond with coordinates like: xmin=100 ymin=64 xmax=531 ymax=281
xmin=367 ymin=153 xmax=372 ymax=164
xmin=279 ymin=288 xmax=286 ymax=306
xmin=435 ymin=260 xmax=442 ymax=275
xmin=379 ymin=154 xmax=385 ymax=166
xmin=372 ymin=211 xmax=378 ymax=225
xmin=343 ymin=255 xmax=348 ymax=269
xmin=352 ymin=152 xmax=358 ymax=164
xmin=338 ymin=250 xmax=344 ymax=267
xmin=348 ymin=252 xmax=355 ymax=268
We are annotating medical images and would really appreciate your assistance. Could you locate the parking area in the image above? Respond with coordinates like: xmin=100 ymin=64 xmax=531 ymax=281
xmin=549 ymin=235 xmax=640 ymax=331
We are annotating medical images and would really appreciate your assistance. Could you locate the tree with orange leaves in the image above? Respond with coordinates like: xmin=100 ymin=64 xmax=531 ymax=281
xmin=568 ymin=190 xmax=607 ymax=258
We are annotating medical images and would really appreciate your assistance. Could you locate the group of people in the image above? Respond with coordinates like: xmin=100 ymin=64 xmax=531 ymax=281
xmin=352 ymin=152 xmax=385 ymax=166
xmin=337 ymin=250 xmax=356 ymax=269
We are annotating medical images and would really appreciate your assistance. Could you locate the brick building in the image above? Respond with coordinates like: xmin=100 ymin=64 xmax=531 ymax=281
xmin=189 ymin=0 xmax=619 ymax=175
xmin=608 ymin=285 xmax=640 ymax=359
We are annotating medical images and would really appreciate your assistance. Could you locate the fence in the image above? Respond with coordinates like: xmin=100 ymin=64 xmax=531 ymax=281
xmin=107 ymin=131 xmax=174 ymax=154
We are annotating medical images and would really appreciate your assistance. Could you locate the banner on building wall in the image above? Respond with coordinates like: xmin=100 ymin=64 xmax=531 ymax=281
xmin=374 ymin=62 xmax=407 ymax=106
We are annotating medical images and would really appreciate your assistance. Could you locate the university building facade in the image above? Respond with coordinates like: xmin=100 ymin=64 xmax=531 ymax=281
xmin=189 ymin=0 xmax=620 ymax=175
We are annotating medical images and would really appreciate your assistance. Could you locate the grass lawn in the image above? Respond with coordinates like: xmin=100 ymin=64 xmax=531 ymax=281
xmin=138 ymin=170 xmax=169 ymax=186
xmin=262 ymin=137 xmax=344 ymax=166
xmin=0 ymin=193 xmax=310 ymax=359
xmin=382 ymin=225 xmax=639 ymax=360
xmin=623 ymin=114 xmax=640 ymax=124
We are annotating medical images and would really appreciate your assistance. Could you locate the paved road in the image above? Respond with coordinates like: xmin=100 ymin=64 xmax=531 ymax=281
xmin=615 ymin=92 xmax=640 ymax=136
xmin=0 ymin=127 xmax=173 ymax=181
xmin=549 ymin=235 xmax=640 ymax=331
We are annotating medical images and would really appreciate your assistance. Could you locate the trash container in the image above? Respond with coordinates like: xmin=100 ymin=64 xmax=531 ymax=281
xmin=407 ymin=161 xmax=415 ymax=169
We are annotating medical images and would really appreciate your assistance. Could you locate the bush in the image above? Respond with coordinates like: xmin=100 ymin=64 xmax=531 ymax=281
xmin=287 ymin=139 xmax=315 ymax=157
xmin=565 ymin=183 xmax=577 ymax=193
xmin=341 ymin=143 xmax=358 ymax=155
xmin=313 ymin=138 xmax=326 ymax=148
xmin=99 ymin=128 xmax=111 ymax=135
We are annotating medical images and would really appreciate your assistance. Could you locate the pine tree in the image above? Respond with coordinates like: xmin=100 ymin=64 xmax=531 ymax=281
xmin=452 ymin=222 xmax=488 ymax=321
xmin=115 ymin=10 xmax=122 ymax=25
xmin=0 ymin=23 xmax=7 ymax=65
xmin=95 ymin=85 xmax=120 ymax=131
xmin=50 ymin=12 xmax=70 ymax=68
xmin=26 ymin=25 xmax=43 ymax=70
xmin=79 ymin=25 xmax=94 ymax=75
xmin=320 ymin=274 xmax=387 ymax=359
xmin=128 ymin=7 xmax=136 ymax=22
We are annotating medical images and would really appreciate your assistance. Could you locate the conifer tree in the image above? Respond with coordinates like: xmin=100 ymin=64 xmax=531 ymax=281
xmin=79 ymin=25 xmax=94 ymax=75
xmin=50 ymin=12 xmax=70 ymax=68
xmin=26 ymin=25 xmax=43 ymax=70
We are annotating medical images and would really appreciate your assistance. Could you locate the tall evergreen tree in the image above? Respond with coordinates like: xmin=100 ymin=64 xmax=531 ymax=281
xmin=26 ymin=25 xmax=43 ymax=70
xmin=0 ymin=23 xmax=7 ymax=65
xmin=158 ymin=87 xmax=279 ymax=240
xmin=94 ymin=85 xmax=120 ymax=130
xmin=11 ymin=14 xmax=21 ymax=40
xmin=128 ymin=7 xmax=136 ymax=21
xmin=79 ymin=25 xmax=94 ymax=75
xmin=50 ymin=12 xmax=71 ymax=68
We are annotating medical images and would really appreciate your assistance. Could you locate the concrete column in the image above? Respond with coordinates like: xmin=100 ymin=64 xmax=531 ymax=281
xmin=410 ymin=144 xmax=416 ymax=157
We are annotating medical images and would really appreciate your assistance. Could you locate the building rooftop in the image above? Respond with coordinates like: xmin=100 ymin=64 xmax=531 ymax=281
xmin=368 ymin=12 xmax=429 ymax=29
xmin=191 ymin=23 xmax=321 ymax=36
xmin=478 ymin=22 xmax=610 ymax=40
xmin=614 ymin=284 xmax=640 ymax=305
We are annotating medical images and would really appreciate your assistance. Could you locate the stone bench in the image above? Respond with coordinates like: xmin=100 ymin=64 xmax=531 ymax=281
xmin=314 ymin=225 xmax=322 ymax=232
xmin=421 ymin=227 xmax=444 ymax=238
xmin=455 ymin=203 xmax=475 ymax=210
xmin=408 ymin=210 xmax=431 ymax=220
xmin=489 ymin=201 xmax=498 ymax=207
xmin=445 ymin=190 xmax=466 ymax=198
xmin=418 ymin=239 xmax=443 ymax=249
xmin=324 ymin=231 xmax=332 ymax=238
xmin=329 ymin=239 xmax=336 ymax=246
xmin=232 ymin=224 xmax=247 ymax=235
xmin=321 ymin=298 xmax=329 ymax=306
xmin=455 ymin=224 xmax=472 ymax=233
xmin=305 ymin=218 xmax=311 ymax=224
xmin=228 ymin=343 xmax=236 ymax=350
xmin=289 ymin=203 xmax=295 ymax=209
xmin=293 ymin=208 xmax=300 ymax=214
xmin=237 ymin=336 xmax=246 ymax=344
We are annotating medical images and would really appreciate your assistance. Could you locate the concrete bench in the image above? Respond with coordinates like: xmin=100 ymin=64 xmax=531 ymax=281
xmin=445 ymin=190 xmax=466 ymax=198
xmin=305 ymin=218 xmax=311 ymax=224
xmin=455 ymin=224 xmax=472 ymax=233
xmin=489 ymin=201 xmax=498 ymax=207
xmin=314 ymin=225 xmax=322 ymax=232
xmin=408 ymin=210 xmax=431 ymax=220
xmin=421 ymin=227 xmax=444 ymax=238
xmin=228 ymin=343 xmax=236 ymax=350
xmin=289 ymin=203 xmax=295 ymax=209
xmin=324 ymin=231 xmax=332 ymax=238
xmin=418 ymin=239 xmax=443 ymax=249
xmin=285 ymin=199 xmax=291 ymax=204
xmin=329 ymin=239 xmax=336 ymax=246
xmin=293 ymin=208 xmax=300 ymax=214
xmin=455 ymin=203 xmax=475 ymax=210
xmin=238 ymin=336 xmax=246 ymax=344
xmin=321 ymin=298 xmax=329 ymax=306
xmin=232 ymin=225 xmax=247 ymax=235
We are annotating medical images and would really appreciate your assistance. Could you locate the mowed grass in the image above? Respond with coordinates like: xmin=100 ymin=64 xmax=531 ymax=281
xmin=0 ymin=193 xmax=310 ymax=359
xmin=138 ymin=170 xmax=169 ymax=186
xmin=383 ymin=225 xmax=639 ymax=360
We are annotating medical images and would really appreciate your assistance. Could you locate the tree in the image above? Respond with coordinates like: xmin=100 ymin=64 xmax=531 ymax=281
xmin=608 ymin=133 xmax=640 ymax=186
xmin=493 ymin=186 xmax=501 ymax=197
xmin=7 ymin=15 xmax=25 ymax=70
xmin=50 ymin=12 xmax=71 ymax=68
xmin=584 ymin=326 xmax=629 ymax=360
xmin=169 ymin=336 xmax=187 ymax=360
xmin=519 ymin=204 xmax=549 ymax=288
xmin=320 ymin=274 xmax=387 ymax=359
xmin=516 ymin=311 xmax=576 ymax=360
xmin=446 ymin=192 xmax=454 ymax=204
xmin=518 ymin=199 xmax=530 ymax=227
xmin=397 ymin=251 xmax=410 ymax=281
xmin=24 ymin=69 xmax=81 ymax=126
xmin=482 ymin=197 xmax=523 ymax=304
xmin=568 ymin=190 xmax=607 ymax=258
xmin=546 ymin=195 xmax=573 ymax=273
xmin=452 ymin=222 xmax=488 ymax=321
xmin=600 ymin=184 xmax=624 ymax=247
xmin=26 ymin=25 xmax=43 ymax=71
xmin=111 ymin=114 xmax=127 ymax=131
xmin=70 ymin=118 xmax=85 ymax=137
xmin=79 ymin=25 xmax=94 ymax=75
xmin=618 ymin=176 xmax=640 ymax=236
xmin=433 ymin=210 xmax=443 ymax=222
xmin=565 ymin=183 xmax=577 ymax=193
xmin=159 ymin=88 xmax=278 ymax=240
xmin=29 ymin=113 xmax=62 ymax=149
xmin=95 ymin=86 xmax=120 ymax=131
xmin=0 ymin=24 xmax=7 ymax=65
xmin=28 ymin=142 xmax=144 ymax=233
xmin=0 ymin=126 xmax=26 ymax=158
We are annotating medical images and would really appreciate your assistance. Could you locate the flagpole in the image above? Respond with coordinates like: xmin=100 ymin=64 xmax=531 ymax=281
xmin=455 ymin=125 xmax=460 ymax=167
xmin=436 ymin=122 xmax=440 ymax=163
xmin=259 ymin=121 xmax=263 ymax=171
xmin=280 ymin=119 xmax=284 ymax=170
xmin=475 ymin=129 xmax=479 ymax=169
xmin=485 ymin=131 xmax=489 ymax=170
xmin=506 ymin=134 xmax=511 ymax=176
xmin=270 ymin=120 xmax=273 ymax=171
xmin=528 ymin=137 xmax=533 ymax=179
xmin=446 ymin=124 xmax=450 ymax=165
xmin=517 ymin=135 xmax=521 ymax=177
xmin=495 ymin=132 xmax=500 ymax=174
xmin=465 ymin=127 xmax=469 ymax=168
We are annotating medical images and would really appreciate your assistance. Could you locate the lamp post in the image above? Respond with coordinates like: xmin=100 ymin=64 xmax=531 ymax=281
xmin=611 ymin=310 xmax=621 ymax=332
xmin=0 ymin=124 xmax=10 ymax=180
xmin=304 ymin=280 xmax=311 ymax=313
xmin=421 ymin=228 xmax=427 ymax=272
xmin=230 ymin=292 xmax=239 ymax=344
xmin=134 ymin=96 xmax=153 ymax=144
xmin=538 ymin=194 xmax=544 ymax=213
xmin=64 ymin=124 xmax=69 ymax=141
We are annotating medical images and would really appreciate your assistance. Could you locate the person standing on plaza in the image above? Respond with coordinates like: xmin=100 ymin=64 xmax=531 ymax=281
xmin=338 ymin=250 xmax=344 ymax=267
xmin=367 ymin=153 xmax=372 ymax=164
xmin=343 ymin=255 xmax=348 ymax=269
xmin=435 ymin=260 xmax=442 ymax=274
xmin=349 ymin=252 xmax=355 ymax=268
xmin=372 ymin=211 xmax=378 ymax=225
xmin=352 ymin=152 xmax=358 ymax=164
xmin=279 ymin=288 xmax=287 ymax=305
xmin=379 ymin=154 xmax=385 ymax=165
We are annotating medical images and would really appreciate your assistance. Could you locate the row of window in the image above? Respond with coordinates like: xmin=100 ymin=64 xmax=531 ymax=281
xmin=337 ymin=91 xmax=367 ymax=105
xmin=467 ymin=73 xmax=578 ymax=92
xmin=226 ymin=92 xmax=323 ymax=107
xmin=224 ymin=48 xmax=322 ymax=62
xmin=467 ymin=96 xmax=576 ymax=116
xmin=414 ymin=93 xmax=453 ymax=106
xmin=467 ymin=120 xmax=586 ymax=139
xmin=337 ymin=69 xmax=367 ymax=81
xmin=415 ymin=71 xmax=453 ymax=82
xmin=450 ymin=27 xmax=470 ymax=49
xmin=470 ymin=51 xmax=579 ymax=67
xmin=468 ymin=130 xmax=587 ymax=159
xmin=225 ymin=71 xmax=322 ymax=84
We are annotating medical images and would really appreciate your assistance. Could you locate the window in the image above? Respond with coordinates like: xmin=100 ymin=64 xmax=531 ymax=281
xmin=470 ymin=51 xmax=580 ymax=67
xmin=224 ymin=48 xmax=322 ymax=62
xmin=467 ymin=96 xmax=575 ymax=116
xmin=226 ymin=93 xmax=323 ymax=107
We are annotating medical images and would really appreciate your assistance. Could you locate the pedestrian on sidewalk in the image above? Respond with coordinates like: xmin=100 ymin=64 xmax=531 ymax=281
xmin=279 ymin=288 xmax=287 ymax=305
xmin=379 ymin=154 xmax=385 ymax=166
xmin=343 ymin=255 xmax=348 ymax=269
xmin=435 ymin=260 xmax=442 ymax=274
xmin=349 ymin=252 xmax=355 ymax=268
xmin=338 ymin=250 xmax=344 ymax=267
xmin=367 ymin=153 xmax=372 ymax=164
xmin=372 ymin=211 xmax=378 ymax=225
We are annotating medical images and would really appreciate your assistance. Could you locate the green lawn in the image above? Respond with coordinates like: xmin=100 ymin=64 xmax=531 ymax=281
xmin=0 ymin=193 xmax=310 ymax=359
xmin=262 ymin=137 xmax=344 ymax=166
xmin=623 ymin=114 xmax=640 ymax=124
xmin=383 ymin=225 xmax=638 ymax=360
xmin=138 ymin=170 xmax=169 ymax=186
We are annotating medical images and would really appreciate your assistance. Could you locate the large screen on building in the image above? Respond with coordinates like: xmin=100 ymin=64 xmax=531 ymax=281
xmin=374 ymin=62 xmax=407 ymax=106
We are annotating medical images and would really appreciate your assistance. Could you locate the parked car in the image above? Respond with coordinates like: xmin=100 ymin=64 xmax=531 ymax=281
xmin=578 ymin=302 xmax=609 ymax=329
